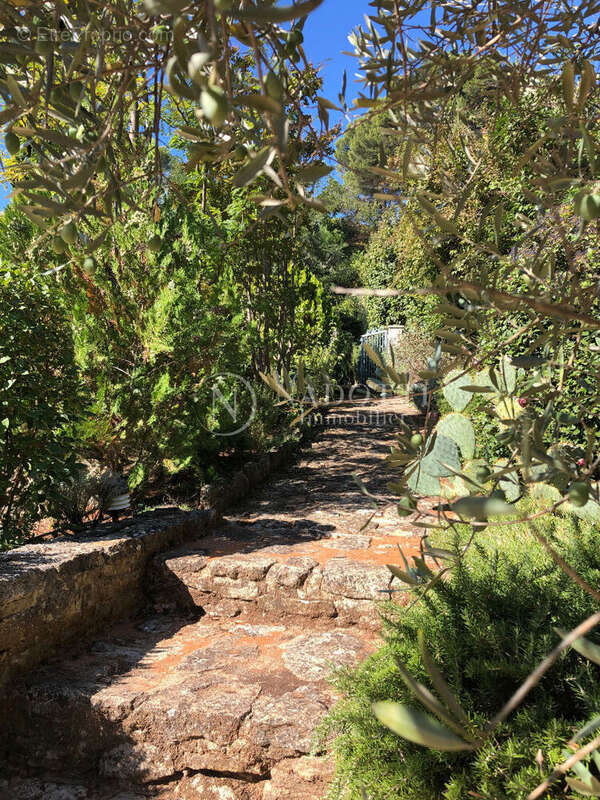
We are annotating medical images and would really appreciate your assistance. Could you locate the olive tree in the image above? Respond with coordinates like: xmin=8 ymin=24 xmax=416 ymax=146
xmin=4 ymin=0 xmax=600 ymax=794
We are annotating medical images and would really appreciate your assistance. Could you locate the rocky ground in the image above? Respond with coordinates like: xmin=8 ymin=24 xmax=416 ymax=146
xmin=1 ymin=397 xmax=424 ymax=800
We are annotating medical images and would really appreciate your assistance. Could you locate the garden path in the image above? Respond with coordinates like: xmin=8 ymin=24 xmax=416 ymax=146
xmin=2 ymin=396 xmax=424 ymax=800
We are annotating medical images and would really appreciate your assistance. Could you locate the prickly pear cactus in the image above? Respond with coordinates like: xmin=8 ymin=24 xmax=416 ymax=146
xmin=530 ymin=482 xmax=562 ymax=506
xmin=393 ymin=356 xmax=527 ymax=505
xmin=436 ymin=413 xmax=475 ymax=460
xmin=442 ymin=369 xmax=473 ymax=411
xmin=476 ymin=357 xmax=522 ymax=396
xmin=421 ymin=435 xmax=461 ymax=477
xmin=440 ymin=458 xmax=491 ymax=499
xmin=494 ymin=396 xmax=523 ymax=423
xmin=407 ymin=464 xmax=441 ymax=496
xmin=474 ymin=368 xmax=495 ymax=389
xmin=565 ymin=493 xmax=600 ymax=523
xmin=464 ymin=458 xmax=492 ymax=488
xmin=496 ymin=355 xmax=517 ymax=394
xmin=439 ymin=474 xmax=470 ymax=499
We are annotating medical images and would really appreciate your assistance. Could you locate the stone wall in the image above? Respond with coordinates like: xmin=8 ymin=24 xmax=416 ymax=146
xmin=0 ymin=445 xmax=297 ymax=688
xmin=0 ymin=510 xmax=212 ymax=687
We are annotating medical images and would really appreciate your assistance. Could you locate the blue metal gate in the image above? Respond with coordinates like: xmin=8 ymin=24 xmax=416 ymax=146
xmin=357 ymin=328 xmax=390 ymax=384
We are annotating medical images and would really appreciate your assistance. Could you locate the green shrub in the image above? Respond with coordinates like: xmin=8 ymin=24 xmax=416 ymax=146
xmin=391 ymin=327 xmax=435 ymax=386
xmin=323 ymin=512 xmax=600 ymax=799
xmin=354 ymin=210 xmax=441 ymax=333
xmin=0 ymin=268 xmax=82 ymax=548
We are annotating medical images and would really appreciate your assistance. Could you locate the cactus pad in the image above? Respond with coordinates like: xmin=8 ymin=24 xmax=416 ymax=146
xmin=421 ymin=435 xmax=461 ymax=477
xmin=530 ymin=482 xmax=562 ymax=506
xmin=463 ymin=458 xmax=491 ymax=490
xmin=407 ymin=466 xmax=441 ymax=496
xmin=494 ymin=396 xmax=523 ymax=423
xmin=496 ymin=356 xmax=517 ymax=394
xmin=567 ymin=497 xmax=600 ymax=523
xmin=436 ymin=413 xmax=475 ymax=460
xmin=494 ymin=459 xmax=521 ymax=501
xmin=442 ymin=369 xmax=473 ymax=411
xmin=474 ymin=368 xmax=496 ymax=390
xmin=439 ymin=474 xmax=471 ymax=499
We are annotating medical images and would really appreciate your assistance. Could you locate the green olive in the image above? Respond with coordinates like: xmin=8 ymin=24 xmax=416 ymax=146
xmin=82 ymin=256 xmax=97 ymax=274
xmin=568 ymin=481 xmax=590 ymax=507
xmin=5 ymin=131 xmax=20 ymax=156
xmin=69 ymin=81 xmax=84 ymax=101
xmin=60 ymin=222 xmax=78 ymax=245
xmin=475 ymin=465 xmax=491 ymax=483
xmin=263 ymin=70 xmax=284 ymax=101
xmin=287 ymin=29 xmax=303 ymax=48
xmin=50 ymin=87 xmax=66 ymax=105
xmin=577 ymin=193 xmax=600 ymax=221
xmin=409 ymin=433 xmax=423 ymax=450
xmin=52 ymin=236 xmax=68 ymax=254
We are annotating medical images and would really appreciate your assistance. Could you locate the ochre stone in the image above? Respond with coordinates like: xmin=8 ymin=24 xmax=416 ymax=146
xmin=1 ymin=396 xmax=423 ymax=800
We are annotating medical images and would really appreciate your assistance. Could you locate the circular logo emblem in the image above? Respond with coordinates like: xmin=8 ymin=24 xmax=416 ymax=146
xmin=196 ymin=372 xmax=257 ymax=437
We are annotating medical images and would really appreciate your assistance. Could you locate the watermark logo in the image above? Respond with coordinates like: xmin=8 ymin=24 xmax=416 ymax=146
xmin=197 ymin=372 xmax=257 ymax=437
xmin=17 ymin=26 xmax=173 ymax=45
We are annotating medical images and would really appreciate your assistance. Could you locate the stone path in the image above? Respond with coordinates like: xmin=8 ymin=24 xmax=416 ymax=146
xmin=1 ymin=397 xmax=423 ymax=800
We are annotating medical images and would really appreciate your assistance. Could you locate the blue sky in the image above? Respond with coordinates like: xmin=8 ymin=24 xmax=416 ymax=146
xmin=0 ymin=172 xmax=9 ymax=209
xmin=0 ymin=1 xmax=370 ymax=210
xmin=303 ymin=0 xmax=368 ymax=116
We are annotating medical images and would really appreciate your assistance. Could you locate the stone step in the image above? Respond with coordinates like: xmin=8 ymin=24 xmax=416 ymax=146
xmin=0 ymin=778 xmax=142 ymax=800
xmin=1 ymin=754 xmax=334 ymax=800
xmin=149 ymin=520 xmax=407 ymax=629
xmin=1 ymin=398 xmax=423 ymax=800
xmin=2 ymin=613 xmax=372 ymax=796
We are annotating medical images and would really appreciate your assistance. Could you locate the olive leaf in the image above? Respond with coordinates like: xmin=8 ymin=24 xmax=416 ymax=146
xmin=562 ymin=62 xmax=575 ymax=112
xmin=372 ymin=702 xmax=474 ymax=751
xmin=237 ymin=93 xmax=282 ymax=115
xmin=451 ymin=495 xmax=515 ymax=521
xmin=233 ymin=146 xmax=275 ymax=188
xmin=555 ymin=628 xmax=600 ymax=665
xmin=236 ymin=0 xmax=324 ymax=23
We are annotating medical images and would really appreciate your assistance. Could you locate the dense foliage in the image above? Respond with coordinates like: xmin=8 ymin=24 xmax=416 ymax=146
xmin=0 ymin=146 xmax=359 ymax=547
xmin=323 ymin=512 xmax=600 ymax=799
xmin=0 ymin=214 xmax=82 ymax=546
xmin=322 ymin=3 xmax=600 ymax=796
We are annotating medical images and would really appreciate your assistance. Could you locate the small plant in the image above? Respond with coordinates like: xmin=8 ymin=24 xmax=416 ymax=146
xmin=383 ymin=357 xmax=530 ymax=513
xmin=53 ymin=467 xmax=96 ymax=530
xmin=53 ymin=465 xmax=127 ymax=531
